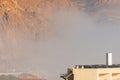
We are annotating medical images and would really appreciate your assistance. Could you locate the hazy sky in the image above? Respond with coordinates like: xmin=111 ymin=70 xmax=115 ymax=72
xmin=42 ymin=9 xmax=120 ymax=80
xmin=43 ymin=1 xmax=120 ymax=79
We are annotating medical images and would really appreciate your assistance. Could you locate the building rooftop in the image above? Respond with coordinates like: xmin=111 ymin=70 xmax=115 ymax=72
xmin=74 ymin=64 xmax=120 ymax=69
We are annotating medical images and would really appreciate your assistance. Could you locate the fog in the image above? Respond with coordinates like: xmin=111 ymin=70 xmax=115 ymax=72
xmin=1 ymin=0 xmax=120 ymax=80
xmin=37 ymin=8 xmax=120 ymax=80
xmin=0 ymin=8 xmax=96 ymax=80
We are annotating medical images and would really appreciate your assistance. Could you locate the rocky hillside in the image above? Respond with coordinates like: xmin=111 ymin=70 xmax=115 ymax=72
xmin=0 ymin=0 xmax=74 ymax=46
xmin=0 ymin=0 xmax=120 ymax=45
xmin=0 ymin=0 xmax=75 ymax=72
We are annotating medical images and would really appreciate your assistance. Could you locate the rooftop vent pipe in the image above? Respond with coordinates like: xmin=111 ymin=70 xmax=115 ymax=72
xmin=106 ymin=53 xmax=112 ymax=66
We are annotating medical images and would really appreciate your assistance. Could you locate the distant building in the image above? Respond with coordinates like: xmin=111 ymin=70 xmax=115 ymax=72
xmin=60 ymin=53 xmax=120 ymax=80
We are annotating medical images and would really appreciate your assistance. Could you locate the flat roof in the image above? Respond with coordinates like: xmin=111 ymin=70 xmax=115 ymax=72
xmin=74 ymin=64 xmax=120 ymax=69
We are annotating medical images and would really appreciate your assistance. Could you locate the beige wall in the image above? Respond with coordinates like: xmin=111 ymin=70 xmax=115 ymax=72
xmin=73 ymin=69 xmax=97 ymax=80
xmin=72 ymin=68 xmax=120 ymax=80
xmin=98 ymin=68 xmax=120 ymax=80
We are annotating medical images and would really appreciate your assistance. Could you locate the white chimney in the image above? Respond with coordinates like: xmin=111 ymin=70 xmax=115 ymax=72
xmin=106 ymin=53 xmax=112 ymax=66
